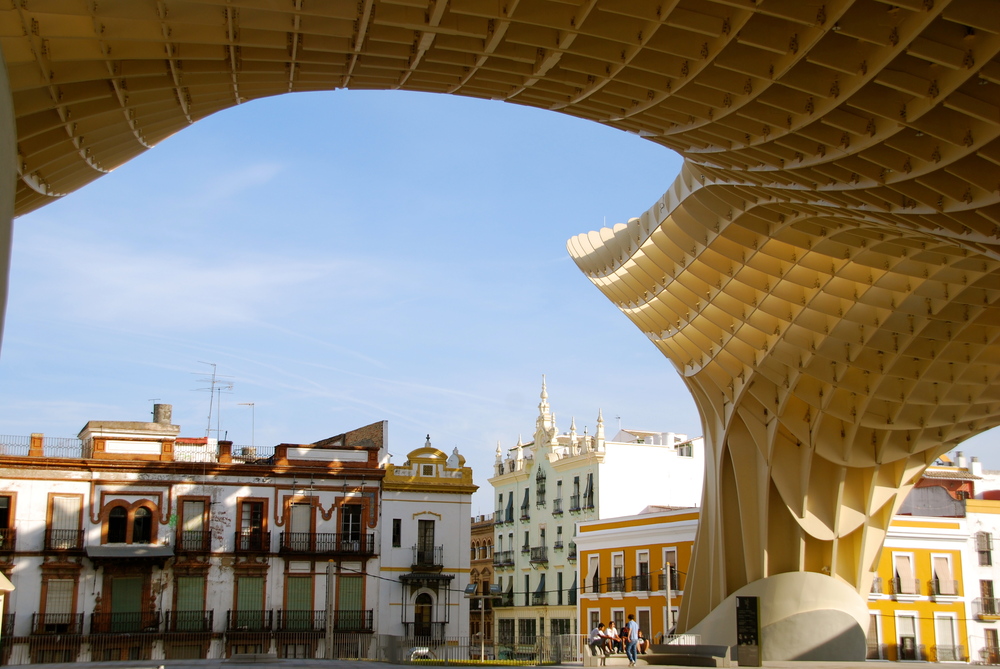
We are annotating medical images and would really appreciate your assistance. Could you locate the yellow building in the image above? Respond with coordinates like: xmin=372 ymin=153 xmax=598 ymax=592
xmin=867 ymin=515 xmax=969 ymax=662
xmin=576 ymin=507 xmax=698 ymax=644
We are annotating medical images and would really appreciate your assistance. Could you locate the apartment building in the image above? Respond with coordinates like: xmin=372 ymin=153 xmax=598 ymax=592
xmin=0 ymin=405 xmax=473 ymax=664
xmin=488 ymin=379 xmax=704 ymax=649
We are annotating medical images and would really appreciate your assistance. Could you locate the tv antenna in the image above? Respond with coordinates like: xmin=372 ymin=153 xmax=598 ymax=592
xmin=194 ymin=362 xmax=234 ymax=439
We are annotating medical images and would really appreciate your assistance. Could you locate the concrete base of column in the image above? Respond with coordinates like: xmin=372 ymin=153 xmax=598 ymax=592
xmin=688 ymin=572 xmax=869 ymax=661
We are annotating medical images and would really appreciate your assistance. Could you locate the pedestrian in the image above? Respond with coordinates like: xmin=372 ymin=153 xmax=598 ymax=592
xmin=624 ymin=614 xmax=640 ymax=666
xmin=588 ymin=622 xmax=612 ymax=666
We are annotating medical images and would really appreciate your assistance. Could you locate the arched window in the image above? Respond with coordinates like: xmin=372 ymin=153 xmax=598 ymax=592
xmin=414 ymin=592 xmax=433 ymax=638
xmin=107 ymin=506 xmax=127 ymax=543
xmin=133 ymin=507 xmax=152 ymax=544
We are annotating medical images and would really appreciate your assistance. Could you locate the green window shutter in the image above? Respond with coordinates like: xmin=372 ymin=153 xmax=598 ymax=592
xmin=237 ymin=576 xmax=264 ymax=611
xmin=338 ymin=576 xmax=362 ymax=611
xmin=111 ymin=576 xmax=142 ymax=613
xmin=286 ymin=576 xmax=312 ymax=610
xmin=176 ymin=576 xmax=204 ymax=611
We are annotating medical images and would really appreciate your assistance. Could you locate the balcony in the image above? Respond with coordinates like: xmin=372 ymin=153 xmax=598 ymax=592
xmin=931 ymin=578 xmax=959 ymax=599
xmin=933 ymin=644 xmax=966 ymax=662
xmin=567 ymin=542 xmax=577 ymax=562
xmin=552 ymin=498 xmax=563 ymax=515
xmin=980 ymin=647 xmax=1000 ymax=664
xmin=0 ymin=527 xmax=15 ymax=552
xmin=975 ymin=597 xmax=1000 ymax=620
xmin=891 ymin=577 xmax=920 ymax=599
xmin=402 ymin=621 xmax=446 ymax=641
xmin=520 ymin=507 xmax=530 ymax=521
xmin=607 ymin=576 xmax=626 ymax=593
xmin=31 ymin=613 xmax=84 ymax=635
xmin=553 ymin=540 xmax=564 ymax=550
xmin=658 ymin=572 xmax=681 ymax=591
xmin=569 ymin=495 xmax=581 ymax=512
xmin=328 ymin=609 xmax=374 ymax=632
xmin=494 ymin=593 xmax=515 ymax=608
xmin=279 ymin=532 xmax=375 ymax=556
xmin=412 ymin=545 xmax=443 ymax=569
xmin=234 ymin=530 xmax=271 ymax=553
xmin=276 ymin=610 xmax=325 ymax=632
xmin=493 ymin=550 xmax=514 ymax=568
xmin=520 ymin=544 xmax=530 ymax=555
xmin=45 ymin=529 xmax=84 ymax=552
xmin=176 ymin=530 xmax=211 ymax=552
xmin=632 ymin=574 xmax=650 ymax=592
xmin=165 ymin=610 xmax=213 ymax=632
xmin=529 ymin=546 xmax=548 ymax=565
xmin=531 ymin=591 xmax=547 ymax=606
xmin=226 ymin=609 xmax=273 ymax=632
xmin=494 ymin=510 xmax=504 ymax=526
xmin=90 ymin=610 xmax=161 ymax=634
xmin=870 ymin=576 xmax=883 ymax=595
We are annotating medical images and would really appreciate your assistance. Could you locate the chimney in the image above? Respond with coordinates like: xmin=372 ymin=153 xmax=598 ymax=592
xmin=957 ymin=451 xmax=968 ymax=469
xmin=153 ymin=403 xmax=172 ymax=425
xmin=972 ymin=456 xmax=983 ymax=477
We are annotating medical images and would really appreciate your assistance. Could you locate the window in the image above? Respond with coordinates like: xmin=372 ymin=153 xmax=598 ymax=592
xmin=288 ymin=502 xmax=311 ymax=551
xmin=935 ymin=615 xmax=958 ymax=660
xmin=422 ymin=464 xmax=434 ymax=476
xmin=234 ymin=575 xmax=265 ymax=629
xmin=238 ymin=500 xmax=266 ymax=551
xmin=180 ymin=499 xmax=208 ymax=551
xmin=108 ymin=507 xmax=128 ymax=543
xmin=417 ymin=519 xmax=436 ymax=564
xmin=392 ymin=519 xmax=402 ymax=547
xmin=133 ymin=507 xmax=152 ymax=544
xmin=897 ymin=614 xmax=918 ymax=660
xmin=535 ymin=469 xmax=546 ymax=506
xmin=557 ymin=571 xmax=564 ymax=606
xmin=518 ymin=617 xmax=537 ymax=643
xmin=498 ymin=619 xmax=515 ymax=644
xmin=583 ymin=473 xmax=594 ymax=509
xmin=587 ymin=555 xmax=600 ymax=594
xmin=894 ymin=554 xmax=917 ymax=595
xmin=520 ymin=488 xmax=530 ymax=520
xmin=0 ymin=494 xmax=12 ymax=549
xmin=664 ymin=548 xmax=679 ymax=590
xmin=979 ymin=532 xmax=994 ymax=566
xmin=932 ymin=555 xmax=956 ymax=595
xmin=341 ymin=504 xmax=362 ymax=550
xmin=48 ymin=494 xmax=83 ymax=549
xmin=174 ymin=576 xmax=206 ymax=631
xmin=105 ymin=504 xmax=154 ymax=544
xmin=40 ymin=578 xmax=76 ymax=633
xmin=524 ymin=574 xmax=530 ymax=607
xmin=552 ymin=618 xmax=571 ymax=636
xmin=637 ymin=552 xmax=650 ymax=591
xmin=982 ymin=580 xmax=996 ymax=615
xmin=677 ymin=441 xmax=693 ymax=457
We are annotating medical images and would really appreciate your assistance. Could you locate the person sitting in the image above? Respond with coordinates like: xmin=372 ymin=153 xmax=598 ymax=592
xmin=637 ymin=629 xmax=650 ymax=655
xmin=607 ymin=622 xmax=623 ymax=654
xmin=588 ymin=623 xmax=612 ymax=665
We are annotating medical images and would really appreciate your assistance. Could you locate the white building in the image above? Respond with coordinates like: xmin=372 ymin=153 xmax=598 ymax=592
xmin=488 ymin=378 xmax=704 ymax=648
xmin=376 ymin=437 xmax=477 ymax=640
xmin=0 ymin=405 xmax=474 ymax=664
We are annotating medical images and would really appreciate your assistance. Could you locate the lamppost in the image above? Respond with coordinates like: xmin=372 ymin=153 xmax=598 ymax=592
xmin=465 ymin=583 xmax=502 ymax=660
xmin=238 ymin=402 xmax=255 ymax=447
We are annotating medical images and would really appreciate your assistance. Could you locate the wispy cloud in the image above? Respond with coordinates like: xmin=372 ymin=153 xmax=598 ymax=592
xmin=189 ymin=162 xmax=285 ymax=206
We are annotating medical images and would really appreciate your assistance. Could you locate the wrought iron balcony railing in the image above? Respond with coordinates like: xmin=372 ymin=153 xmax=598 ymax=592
xmin=553 ymin=540 xmax=564 ymax=550
xmin=870 ymin=576 xmax=883 ymax=594
xmin=931 ymin=578 xmax=959 ymax=596
xmin=976 ymin=597 xmax=1000 ymax=618
xmin=607 ymin=576 xmax=626 ymax=593
xmin=492 ymin=550 xmax=514 ymax=567
xmin=165 ymin=610 xmax=213 ymax=632
xmin=632 ymin=574 xmax=650 ymax=592
xmin=531 ymin=591 xmax=547 ymax=606
xmin=276 ymin=609 xmax=325 ymax=632
xmin=226 ymin=609 xmax=273 ymax=632
xmin=529 ymin=546 xmax=548 ymax=563
xmin=328 ymin=609 xmax=374 ymax=632
xmin=891 ymin=577 xmax=920 ymax=596
xmin=412 ymin=545 xmax=443 ymax=568
xmin=45 ymin=529 xmax=84 ymax=551
xmin=90 ymin=610 xmax=161 ymax=634
xmin=658 ymin=572 xmax=681 ymax=591
xmin=177 ymin=530 xmax=211 ymax=552
xmin=0 ymin=527 xmax=15 ymax=552
xmin=32 ymin=612 xmax=84 ymax=635
xmin=279 ymin=532 xmax=375 ymax=555
xmin=567 ymin=542 xmax=577 ymax=561
xmin=552 ymin=498 xmax=563 ymax=514
xmin=569 ymin=495 xmax=581 ymax=512
xmin=234 ymin=530 xmax=271 ymax=553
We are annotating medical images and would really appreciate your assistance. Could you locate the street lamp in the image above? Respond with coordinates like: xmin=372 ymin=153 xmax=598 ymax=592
xmin=465 ymin=583 xmax=502 ymax=660
xmin=238 ymin=402 xmax=255 ymax=447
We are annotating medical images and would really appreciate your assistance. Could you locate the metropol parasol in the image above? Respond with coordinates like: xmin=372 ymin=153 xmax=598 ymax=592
xmin=0 ymin=0 xmax=997 ymax=659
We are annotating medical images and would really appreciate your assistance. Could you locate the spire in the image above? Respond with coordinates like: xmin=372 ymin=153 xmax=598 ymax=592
xmin=570 ymin=416 xmax=578 ymax=441
xmin=495 ymin=441 xmax=502 ymax=462
xmin=538 ymin=374 xmax=550 ymax=417
xmin=595 ymin=409 xmax=606 ymax=450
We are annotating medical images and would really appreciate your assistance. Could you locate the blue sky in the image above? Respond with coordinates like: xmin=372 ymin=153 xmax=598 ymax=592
xmin=3 ymin=89 xmax=996 ymax=513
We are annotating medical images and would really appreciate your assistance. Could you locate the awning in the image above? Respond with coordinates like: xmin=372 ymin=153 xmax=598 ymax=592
xmin=505 ymin=494 xmax=514 ymax=520
xmin=583 ymin=473 xmax=593 ymax=498
xmin=521 ymin=488 xmax=530 ymax=509
xmin=534 ymin=573 xmax=546 ymax=593
xmin=86 ymin=544 xmax=174 ymax=566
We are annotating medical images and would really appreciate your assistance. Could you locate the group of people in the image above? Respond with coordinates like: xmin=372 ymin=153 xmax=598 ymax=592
xmin=587 ymin=615 xmax=650 ymax=666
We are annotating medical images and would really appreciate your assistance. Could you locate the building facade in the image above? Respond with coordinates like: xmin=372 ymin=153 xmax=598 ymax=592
xmin=377 ymin=438 xmax=476 ymax=641
xmin=488 ymin=379 xmax=704 ymax=650
xmin=469 ymin=514 xmax=495 ymax=648
xmin=0 ymin=406 xmax=473 ymax=664
xmin=576 ymin=507 xmax=698 ymax=645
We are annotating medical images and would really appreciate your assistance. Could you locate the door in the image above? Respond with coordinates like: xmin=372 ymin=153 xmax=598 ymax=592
xmin=935 ymin=617 xmax=957 ymax=661
xmin=240 ymin=501 xmax=264 ymax=550
xmin=898 ymin=614 xmax=917 ymax=660
xmin=414 ymin=593 xmax=433 ymax=639
xmin=182 ymin=500 xmax=205 ymax=551
xmin=417 ymin=519 xmax=435 ymax=564
xmin=109 ymin=576 xmax=143 ymax=632
xmin=289 ymin=503 xmax=311 ymax=551
xmin=175 ymin=575 xmax=206 ymax=631
xmin=50 ymin=496 xmax=81 ymax=549
xmin=341 ymin=505 xmax=362 ymax=552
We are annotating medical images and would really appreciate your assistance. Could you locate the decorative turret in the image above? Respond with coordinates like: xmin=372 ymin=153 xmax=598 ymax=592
xmin=595 ymin=409 xmax=606 ymax=451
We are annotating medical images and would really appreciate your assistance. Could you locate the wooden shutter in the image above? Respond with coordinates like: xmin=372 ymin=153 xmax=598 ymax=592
xmin=51 ymin=496 xmax=79 ymax=530
xmin=286 ymin=576 xmax=312 ymax=611
xmin=237 ymin=576 xmax=264 ymax=611
xmin=176 ymin=576 xmax=204 ymax=611
xmin=182 ymin=501 xmax=204 ymax=532
xmin=44 ymin=579 xmax=73 ymax=615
